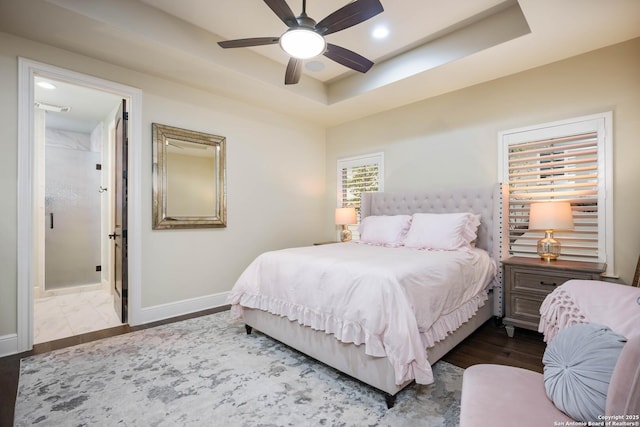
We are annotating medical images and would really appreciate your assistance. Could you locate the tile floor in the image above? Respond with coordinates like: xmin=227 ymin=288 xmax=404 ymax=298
xmin=34 ymin=289 xmax=123 ymax=344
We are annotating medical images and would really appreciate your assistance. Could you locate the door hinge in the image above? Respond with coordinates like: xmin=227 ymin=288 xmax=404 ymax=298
xmin=96 ymin=265 xmax=102 ymax=272
xmin=96 ymin=163 xmax=102 ymax=170
xmin=123 ymin=111 xmax=129 ymax=120
xmin=122 ymin=229 xmax=127 ymax=239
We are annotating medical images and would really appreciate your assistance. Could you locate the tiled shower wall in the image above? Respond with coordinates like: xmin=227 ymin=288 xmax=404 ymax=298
xmin=44 ymin=127 xmax=102 ymax=290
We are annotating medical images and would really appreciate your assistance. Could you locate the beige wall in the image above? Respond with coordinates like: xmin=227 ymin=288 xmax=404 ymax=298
xmin=0 ymin=33 xmax=326 ymax=336
xmin=0 ymin=35 xmax=19 ymax=338
xmin=326 ymin=38 xmax=640 ymax=283
xmin=141 ymin=92 xmax=326 ymax=307
xmin=2 ymin=31 xmax=639 ymax=340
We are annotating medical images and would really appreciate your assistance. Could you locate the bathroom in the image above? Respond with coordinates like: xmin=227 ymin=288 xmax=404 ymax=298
xmin=33 ymin=78 xmax=123 ymax=344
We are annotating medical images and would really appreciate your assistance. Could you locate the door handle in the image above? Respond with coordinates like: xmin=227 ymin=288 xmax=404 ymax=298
xmin=108 ymin=233 xmax=119 ymax=239
xmin=50 ymin=213 xmax=54 ymax=229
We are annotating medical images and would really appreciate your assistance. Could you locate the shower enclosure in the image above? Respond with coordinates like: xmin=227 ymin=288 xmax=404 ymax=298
xmin=44 ymin=128 xmax=102 ymax=290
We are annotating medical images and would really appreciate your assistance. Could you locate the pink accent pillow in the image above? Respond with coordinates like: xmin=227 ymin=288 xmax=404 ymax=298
xmin=358 ymin=215 xmax=412 ymax=247
xmin=404 ymin=213 xmax=481 ymax=250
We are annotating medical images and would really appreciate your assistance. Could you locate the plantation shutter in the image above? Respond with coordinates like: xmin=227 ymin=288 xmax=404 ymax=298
xmin=499 ymin=113 xmax=612 ymax=271
xmin=337 ymin=153 xmax=384 ymax=236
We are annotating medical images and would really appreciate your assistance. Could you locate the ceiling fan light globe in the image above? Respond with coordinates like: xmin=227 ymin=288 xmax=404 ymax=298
xmin=280 ymin=28 xmax=326 ymax=59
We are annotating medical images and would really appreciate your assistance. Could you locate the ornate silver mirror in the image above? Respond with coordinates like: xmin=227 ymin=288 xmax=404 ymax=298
xmin=152 ymin=123 xmax=226 ymax=229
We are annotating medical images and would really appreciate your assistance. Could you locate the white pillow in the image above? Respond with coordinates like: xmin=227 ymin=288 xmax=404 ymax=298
xmin=358 ymin=215 xmax=412 ymax=247
xmin=404 ymin=212 xmax=480 ymax=250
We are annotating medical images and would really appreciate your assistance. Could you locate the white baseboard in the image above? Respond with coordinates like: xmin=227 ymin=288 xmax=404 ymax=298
xmin=1 ymin=293 xmax=230 ymax=357
xmin=0 ymin=334 xmax=18 ymax=358
xmin=34 ymin=283 xmax=107 ymax=299
xmin=136 ymin=292 xmax=230 ymax=326
xmin=101 ymin=279 xmax=111 ymax=293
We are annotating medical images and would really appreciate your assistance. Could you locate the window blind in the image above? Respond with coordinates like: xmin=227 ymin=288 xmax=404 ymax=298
xmin=500 ymin=113 xmax=612 ymax=270
xmin=337 ymin=153 xmax=384 ymax=236
xmin=507 ymin=132 xmax=599 ymax=259
xmin=340 ymin=164 xmax=380 ymax=209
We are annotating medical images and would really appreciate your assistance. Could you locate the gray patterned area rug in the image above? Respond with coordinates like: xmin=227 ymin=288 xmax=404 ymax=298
xmin=15 ymin=311 xmax=463 ymax=426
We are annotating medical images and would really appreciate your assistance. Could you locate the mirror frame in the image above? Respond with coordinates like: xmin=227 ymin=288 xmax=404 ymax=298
xmin=152 ymin=123 xmax=227 ymax=229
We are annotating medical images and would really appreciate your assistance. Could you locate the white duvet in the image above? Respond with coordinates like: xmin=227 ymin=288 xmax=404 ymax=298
xmin=228 ymin=242 xmax=496 ymax=385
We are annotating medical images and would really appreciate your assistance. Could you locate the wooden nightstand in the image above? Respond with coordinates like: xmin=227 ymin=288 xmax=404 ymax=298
xmin=502 ymin=256 xmax=606 ymax=337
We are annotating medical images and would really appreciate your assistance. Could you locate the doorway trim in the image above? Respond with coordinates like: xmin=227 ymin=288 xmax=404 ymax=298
xmin=17 ymin=58 xmax=143 ymax=352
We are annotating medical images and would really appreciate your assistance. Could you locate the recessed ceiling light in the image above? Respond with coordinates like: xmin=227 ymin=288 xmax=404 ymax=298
xmin=36 ymin=81 xmax=57 ymax=90
xmin=372 ymin=26 xmax=389 ymax=40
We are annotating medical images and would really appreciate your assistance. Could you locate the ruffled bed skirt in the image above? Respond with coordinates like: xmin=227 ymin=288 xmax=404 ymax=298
xmin=230 ymin=289 xmax=490 ymax=385
xmin=421 ymin=291 xmax=489 ymax=348
xmin=230 ymin=293 xmax=388 ymax=356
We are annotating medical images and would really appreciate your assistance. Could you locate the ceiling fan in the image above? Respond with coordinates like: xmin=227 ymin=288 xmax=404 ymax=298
xmin=217 ymin=0 xmax=384 ymax=85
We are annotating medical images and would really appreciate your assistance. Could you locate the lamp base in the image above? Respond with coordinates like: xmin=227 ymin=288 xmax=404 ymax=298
xmin=537 ymin=230 xmax=561 ymax=262
xmin=340 ymin=226 xmax=352 ymax=243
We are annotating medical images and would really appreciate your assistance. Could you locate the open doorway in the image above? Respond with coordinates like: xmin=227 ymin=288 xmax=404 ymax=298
xmin=17 ymin=58 xmax=142 ymax=354
xmin=32 ymin=77 xmax=124 ymax=344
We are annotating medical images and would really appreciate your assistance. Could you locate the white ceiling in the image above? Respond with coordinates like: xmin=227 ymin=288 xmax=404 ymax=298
xmin=2 ymin=0 xmax=639 ymax=127
xmin=138 ymin=0 xmax=513 ymax=82
xmin=35 ymin=77 xmax=122 ymax=133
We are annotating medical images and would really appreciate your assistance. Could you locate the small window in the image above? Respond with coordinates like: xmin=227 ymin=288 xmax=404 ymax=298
xmin=499 ymin=112 xmax=613 ymax=274
xmin=337 ymin=152 xmax=384 ymax=236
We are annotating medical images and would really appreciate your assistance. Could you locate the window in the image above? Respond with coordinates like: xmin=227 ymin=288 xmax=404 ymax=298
xmin=499 ymin=112 xmax=613 ymax=274
xmin=337 ymin=152 xmax=384 ymax=235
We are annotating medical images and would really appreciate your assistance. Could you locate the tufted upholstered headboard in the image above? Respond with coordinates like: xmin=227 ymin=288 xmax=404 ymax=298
xmin=360 ymin=184 xmax=505 ymax=316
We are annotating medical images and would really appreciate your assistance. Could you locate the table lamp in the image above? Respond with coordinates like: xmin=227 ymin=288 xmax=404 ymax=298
xmin=528 ymin=201 xmax=574 ymax=261
xmin=335 ymin=207 xmax=357 ymax=242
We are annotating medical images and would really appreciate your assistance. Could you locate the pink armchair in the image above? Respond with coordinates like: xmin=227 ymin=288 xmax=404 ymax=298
xmin=459 ymin=334 xmax=640 ymax=427
xmin=460 ymin=276 xmax=640 ymax=427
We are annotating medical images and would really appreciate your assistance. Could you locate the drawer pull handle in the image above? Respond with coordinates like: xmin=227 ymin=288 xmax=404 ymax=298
xmin=540 ymin=281 xmax=558 ymax=286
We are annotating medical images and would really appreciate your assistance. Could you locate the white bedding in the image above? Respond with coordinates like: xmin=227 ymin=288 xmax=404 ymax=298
xmin=228 ymin=242 xmax=496 ymax=386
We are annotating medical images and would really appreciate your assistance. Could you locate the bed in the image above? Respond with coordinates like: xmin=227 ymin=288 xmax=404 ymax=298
xmin=228 ymin=185 xmax=505 ymax=407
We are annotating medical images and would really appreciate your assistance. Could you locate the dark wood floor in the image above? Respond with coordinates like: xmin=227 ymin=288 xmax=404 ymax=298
xmin=442 ymin=319 xmax=546 ymax=373
xmin=0 ymin=311 xmax=545 ymax=427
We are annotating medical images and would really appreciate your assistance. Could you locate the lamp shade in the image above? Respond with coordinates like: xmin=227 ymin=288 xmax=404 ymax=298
xmin=335 ymin=207 xmax=357 ymax=225
xmin=529 ymin=201 xmax=574 ymax=231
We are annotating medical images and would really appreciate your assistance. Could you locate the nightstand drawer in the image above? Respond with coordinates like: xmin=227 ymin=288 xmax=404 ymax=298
xmin=508 ymin=294 xmax=546 ymax=325
xmin=502 ymin=257 xmax=606 ymax=336
xmin=509 ymin=268 xmax=594 ymax=294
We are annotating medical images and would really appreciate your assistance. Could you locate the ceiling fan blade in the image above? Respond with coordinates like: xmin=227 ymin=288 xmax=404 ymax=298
xmin=218 ymin=37 xmax=280 ymax=49
xmin=315 ymin=0 xmax=383 ymax=36
xmin=264 ymin=0 xmax=298 ymax=28
xmin=285 ymin=57 xmax=303 ymax=85
xmin=324 ymin=43 xmax=374 ymax=73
